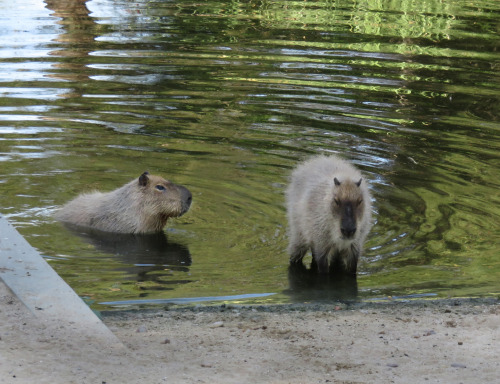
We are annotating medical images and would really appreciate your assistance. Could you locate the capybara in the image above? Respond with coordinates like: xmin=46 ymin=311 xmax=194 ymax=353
xmin=55 ymin=172 xmax=192 ymax=234
xmin=286 ymin=155 xmax=372 ymax=274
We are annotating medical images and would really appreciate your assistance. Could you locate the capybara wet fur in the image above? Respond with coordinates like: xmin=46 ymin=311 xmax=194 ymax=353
xmin=55 ymin=172 xmax=192 ymax=234
xmin=286 ymin=155 xmax=372 ymax=274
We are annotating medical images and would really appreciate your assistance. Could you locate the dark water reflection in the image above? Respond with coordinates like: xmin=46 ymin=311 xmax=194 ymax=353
xmin=286 ymin=263 xmax=359 ymax=302
xmin=0 ymin=0 xmax=499 ymax=308
xmin=64 ymin=225 xmax=192 ymax=285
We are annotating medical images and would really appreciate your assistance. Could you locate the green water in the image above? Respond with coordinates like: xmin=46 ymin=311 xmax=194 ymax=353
xmin=0 ymin=0 xmax=499 ymax=309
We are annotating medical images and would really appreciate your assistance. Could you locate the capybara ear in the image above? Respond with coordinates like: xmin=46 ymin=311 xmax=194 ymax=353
xmin=356 ymin=178 xmax=362 ymax=187
xmin=138 ymin=172 xmax=150 ymax=187
xmin=334 ymin=177 xmax=341 ymax=186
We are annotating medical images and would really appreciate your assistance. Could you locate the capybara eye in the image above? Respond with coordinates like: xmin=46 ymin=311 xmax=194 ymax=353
xmin=155 ymin=185 xmax=166 ymax=191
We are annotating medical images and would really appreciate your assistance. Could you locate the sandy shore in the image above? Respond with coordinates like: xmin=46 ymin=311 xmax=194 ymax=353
xmin=1 ymin=280 xmax=498 ymax=384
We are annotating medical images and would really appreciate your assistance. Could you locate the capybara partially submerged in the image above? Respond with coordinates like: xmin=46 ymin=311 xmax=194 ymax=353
xmin=286 ymin=155 xmax=372 ymax=274
xmin=55 ymin=172 xmax=192 ymax=234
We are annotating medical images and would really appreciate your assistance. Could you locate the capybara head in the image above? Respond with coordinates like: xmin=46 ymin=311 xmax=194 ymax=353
xmin=332 ymin=177 xmax=365 ymax=240
xmin=138 ymin=172 xmax=192 ymax=219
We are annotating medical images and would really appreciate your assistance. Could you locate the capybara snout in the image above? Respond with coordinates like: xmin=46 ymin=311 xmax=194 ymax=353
xmin=340 ymin=216 xmax=357 ymax=239
xmin=178 ymin=185 xmax=192 ymax=216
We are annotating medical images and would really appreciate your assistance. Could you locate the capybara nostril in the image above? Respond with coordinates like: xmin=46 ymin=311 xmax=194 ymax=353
xmin=341 ymin=227 xmax=356 ymax=239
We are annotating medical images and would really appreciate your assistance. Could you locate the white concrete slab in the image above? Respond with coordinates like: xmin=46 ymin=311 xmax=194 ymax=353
xmin=0 ymin=214 xmax=121 ymax=345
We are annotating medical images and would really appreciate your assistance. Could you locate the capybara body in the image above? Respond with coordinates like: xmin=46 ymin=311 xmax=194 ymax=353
xmin=286 ymin=155 xmax=372 ymax=274
xmin=55 ymin=172 xmax=192 ymax=234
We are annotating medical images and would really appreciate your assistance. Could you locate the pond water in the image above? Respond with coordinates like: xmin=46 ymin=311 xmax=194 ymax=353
xmin=1 ymin=0 xmax=499 ymax=309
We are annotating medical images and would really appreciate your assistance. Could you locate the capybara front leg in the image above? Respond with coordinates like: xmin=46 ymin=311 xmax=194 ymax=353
xmin=341 ymin=245 xmax=359 ymax=275
xmin=329 ymin=251 xmax=343 ymax=274
xmin=289 ymin=245 xmax=307 ymax=265
xmin=312 ymin=250 xmax=329 ymax=274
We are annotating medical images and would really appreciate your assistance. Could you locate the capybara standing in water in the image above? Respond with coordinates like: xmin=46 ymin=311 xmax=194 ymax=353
xmin=55 ymin=172 xmax=192 ymax=234
xmin=286 ymin=155 xmax=372 ymax=274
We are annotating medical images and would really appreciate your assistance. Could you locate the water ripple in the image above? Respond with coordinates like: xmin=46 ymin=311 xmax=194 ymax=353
xmin=0 ymin=0 xmax=499 ymax=306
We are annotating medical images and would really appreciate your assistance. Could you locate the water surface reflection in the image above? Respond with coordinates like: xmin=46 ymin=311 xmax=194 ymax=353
xmin=64 ymin=225 xmax=192 ymax=289
xmin=0 ymin=0 xmax=499 ymax=308
xmin=286 ymin=263 xmax=359 ymax=302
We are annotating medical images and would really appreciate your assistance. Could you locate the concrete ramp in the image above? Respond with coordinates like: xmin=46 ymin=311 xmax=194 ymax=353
xmin=0 ymin=214 xmax=121 ymax=346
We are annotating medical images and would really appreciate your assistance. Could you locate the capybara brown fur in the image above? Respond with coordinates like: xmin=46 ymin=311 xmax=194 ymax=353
xmin=286 ymin=155 xmax=372 ymax=274
xmin=55 ymin=172 xmax=192 ymax=234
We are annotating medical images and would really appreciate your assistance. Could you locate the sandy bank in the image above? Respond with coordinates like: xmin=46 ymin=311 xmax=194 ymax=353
xmin=1 ymin=281 xmax=498 ymax=384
